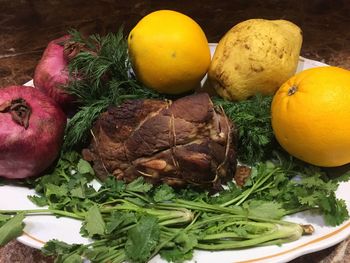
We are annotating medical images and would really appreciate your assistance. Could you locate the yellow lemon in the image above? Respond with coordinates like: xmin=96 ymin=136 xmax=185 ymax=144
xmin=271 ymin=66 xmax=350 ymax=167
xmin=128 ymin=10 xmax=211 ymax=94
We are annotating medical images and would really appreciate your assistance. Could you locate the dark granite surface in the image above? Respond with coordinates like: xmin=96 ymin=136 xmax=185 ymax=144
xmin=0 ymin=0 xmax=349 ymax=262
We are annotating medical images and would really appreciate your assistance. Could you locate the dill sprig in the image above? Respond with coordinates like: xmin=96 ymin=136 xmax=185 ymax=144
xmin=213 ymin=95 xmax=276 ymax=165
xmin=63 ymin=29 xmax=162 ymax=150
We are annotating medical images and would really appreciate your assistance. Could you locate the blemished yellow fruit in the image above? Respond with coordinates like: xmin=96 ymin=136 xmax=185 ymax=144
xmin=271 ymin=66 xmax=350 ymax=167
xmin=209 ymin=19 xmax=303 ymax=101
xmin=128 ymin=10 xmax=211 ymax=94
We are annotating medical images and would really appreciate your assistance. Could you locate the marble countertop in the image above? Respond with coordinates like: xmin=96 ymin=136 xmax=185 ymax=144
xmin=0 ymin=0 xmax=349 ymax=262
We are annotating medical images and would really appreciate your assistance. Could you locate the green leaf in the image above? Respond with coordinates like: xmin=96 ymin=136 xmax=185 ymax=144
xmin=124 ymin=197 xmax=147 ymax=207
xmin=77 ymin=159 xmax=94 ymax=175
xmin=298 ymin=195 xmax=318 ymax=207
xmin=0 ymin=213 xmax=25 ymax=246
xmin=101 ymin=177 xmax=126 ymax=194
xmin=160 ymin=248 xmax=193 ymax=263
xmin=153 ymin=184 xmax=175 ymax=202
xmin=60 ymin=253 xmax=82 ymax=263
xmin=70 ymin=186 xmax=85 ymax=199
xmin=105 ymin=211 xmax=136 ymax=234
xmin=245 ymin=200 xmax=286 ymax=220
xmin=319 ymin=194 xmax=349 ymax=226
xmin=173 ymin=232 xmax=198 ymax=253
xmin=45 ymin=184 xmax=69 ymax=199
xmin=84 ymin=205 xmax=105 ymax=237
xmin=125 ymin=215 xmax=160 ymax=262
xmin=84 ymin=247 xmax=109 ymax=261
xmin=42 ymin=240 xmax=80 ymax=255
xmin=126 ymin=177 xmax=152 ymax=193
xmin=331 ymin=170 xmax=350 ymax=183
xmin=208 ymin=185 xmax=241 ymax=205
xmin=27 ymin=195 xmax=48 ymax=207
xmin=299 ymin=176 xmax=326 ymax=189
xmin=42 ymin=240 xmax=84 ymax=263
xmin=232 ymin=226 xmax=249 ymax=237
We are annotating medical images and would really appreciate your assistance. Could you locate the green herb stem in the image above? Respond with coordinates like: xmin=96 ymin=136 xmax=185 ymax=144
xmin=221 ymin=167 xmax=280 ymax=207
xmin=166 ymin=199 xmax=245 ymax=215
xmin=0 ymin=209 xmax=84 ymax=220
xmin=196 ymin=222 xmax=303 ymax=250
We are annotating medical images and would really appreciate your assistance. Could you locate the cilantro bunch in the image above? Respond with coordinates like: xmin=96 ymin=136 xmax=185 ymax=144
xmin=0 ymin=152 xmax=348 ymax=263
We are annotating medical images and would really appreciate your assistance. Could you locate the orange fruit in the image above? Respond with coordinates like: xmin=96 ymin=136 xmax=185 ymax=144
xmin=271 ymin=66 xmax=350 ymax=167
xmin=127 ymin=10 xmax=211 ymax=94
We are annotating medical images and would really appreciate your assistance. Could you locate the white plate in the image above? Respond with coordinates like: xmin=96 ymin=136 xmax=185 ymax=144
xmin=1 ymin=44 xmax=349 ymax=263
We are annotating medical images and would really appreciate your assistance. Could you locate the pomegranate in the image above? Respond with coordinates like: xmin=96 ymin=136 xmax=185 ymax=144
xmin=0 ymin=86 xmax=66 ymax=179
xmin=34 ymin=35 xmax=76 ymax=111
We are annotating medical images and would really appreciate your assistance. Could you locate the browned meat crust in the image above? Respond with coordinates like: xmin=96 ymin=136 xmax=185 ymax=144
xmin=82 ymin=93 xmax=237 ymax=189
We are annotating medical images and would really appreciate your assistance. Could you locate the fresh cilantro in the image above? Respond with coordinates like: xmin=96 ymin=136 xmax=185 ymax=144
xmin=42 ymin=240 xmax=84 ymax=263
xmin=1 ymin=150 xmax=348 ymax=262
xmin=125 ymin=215 xmax=160 ymax=262
xmin=105 ymin=211 xmax=136 ymax=234
xmin=27 ymin=152 xmax=97 ymax=214
xmin=77 ymin=159 xmax=95 ymax=175
xmin=59 ymin=253 xmax=82 ymax=263
xmin=84 ymin=205 xmax=105 ymax=237
xmin=70 ymin=185 xmax=86 ymax=199
xmin=298 ymin=195 xmax=318 ymax=207
xmin=319 ymin=194 xmax=349 ymax=226
xmin=153 ymin=184 xmax=176 ymax=202
xmin=159 ymin=233 xmax=197 ymax=263
xmin=331 ymin=170 xmax=350 ymax=183
xmin=126 ymin=177 xmax=153 ymax=193
xmin=244 ymin=200 xmax=286 ymax=220
xmin=84 ymin=246 xmax=125 ymax=262
xmin=208 ymin=182 xmax=241 ymax=205
xmin=27 ymin=195 xmax=48 ymax=207
xmin=160 ymin=248 xmax=193 ymax=263
xmin=45 ymin=183 xmax=69 ymax=200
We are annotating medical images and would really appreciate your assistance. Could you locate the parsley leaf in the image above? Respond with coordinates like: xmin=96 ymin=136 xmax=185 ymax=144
xmin=160 ymin=232 xmax=197 ymax=263
xmin=125 ymin=215 xmax=160 ymax=262
xmin=153 ymin=184 xmax=176 ymax=202
xmin=126 ymin=177 xmax=152 ymax=193
xmin=77 ymin=159 xmax=95 ymax=175
xmin=105 ymin=211 xmax=136 ymax=234
xmin=319 ymin=194 xmax=349 ymax=226
xmin=84 ymin=205 xmax=105 ymax=237
xmin=42 ymin=240 xmax=84 ymax=263
xmin=244 ymin=200 xmax=286 ymax=220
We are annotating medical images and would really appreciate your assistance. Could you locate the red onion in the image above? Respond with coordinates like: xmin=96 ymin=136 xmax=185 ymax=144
xmin=34 ymin=35 xmax=76 ymax=111
xmin=0 ymin=86 xmax=66 ymax=179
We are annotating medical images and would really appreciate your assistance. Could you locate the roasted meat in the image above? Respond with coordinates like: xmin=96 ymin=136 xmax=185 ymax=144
xmin=82 ymin=93 xmax=237 ymax=188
